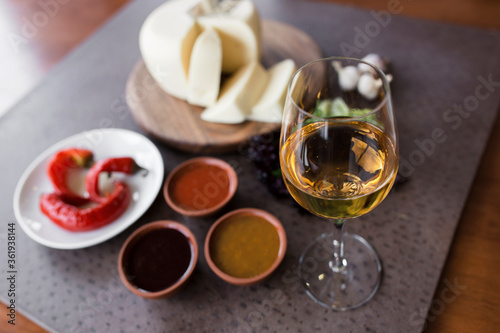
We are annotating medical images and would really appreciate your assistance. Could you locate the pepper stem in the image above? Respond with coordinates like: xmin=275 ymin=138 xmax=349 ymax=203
xmin=133 ymin=162 xmax=149 ymax=177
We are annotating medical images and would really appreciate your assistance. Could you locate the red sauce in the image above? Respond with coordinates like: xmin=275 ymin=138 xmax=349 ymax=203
xmin=170 ymin=163 xmax=230 ymax=211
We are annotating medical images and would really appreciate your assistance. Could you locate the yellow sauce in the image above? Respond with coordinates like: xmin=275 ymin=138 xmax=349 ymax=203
xmin=209 ymin=215 xmax=280 ymax=278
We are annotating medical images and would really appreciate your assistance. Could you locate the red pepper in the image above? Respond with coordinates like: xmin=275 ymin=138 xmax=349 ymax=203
xmin=86 ymin=157 xmax=144 ymax=203
xmin=47 ymin=148 xmax=93 ymax=206
xmin=40 ymin=182 xmax=131 ymax=232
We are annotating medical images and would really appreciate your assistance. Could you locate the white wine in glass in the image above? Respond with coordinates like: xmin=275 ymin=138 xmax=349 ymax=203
xmin=280 ymin=57 xmax=398 ymax=310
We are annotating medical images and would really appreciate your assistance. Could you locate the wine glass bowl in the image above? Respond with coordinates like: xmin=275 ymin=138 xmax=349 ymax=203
xmin=279 ymin=57 xmax=398 ymax=310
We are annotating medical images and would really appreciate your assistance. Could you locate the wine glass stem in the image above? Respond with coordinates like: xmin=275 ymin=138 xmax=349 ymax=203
xmin=330 ymin=220 xmax=346 ymax=272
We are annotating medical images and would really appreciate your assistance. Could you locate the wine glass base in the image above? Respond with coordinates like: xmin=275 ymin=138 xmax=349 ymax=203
xmin=299 ymin=233 xmax=382 ymax=311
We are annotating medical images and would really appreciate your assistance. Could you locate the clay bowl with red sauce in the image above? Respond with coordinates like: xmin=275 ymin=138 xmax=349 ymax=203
xmin=163 ymin=157 xmax=238 ymax=217
xmin=205 ymin=208 xmax=287 ymax=286
xmin=118 ymin=220 xmax=198 ymax=299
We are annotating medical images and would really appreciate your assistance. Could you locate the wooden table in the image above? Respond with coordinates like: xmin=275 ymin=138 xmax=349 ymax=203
xmin=1 ymin=0 xmax=498 ymax=331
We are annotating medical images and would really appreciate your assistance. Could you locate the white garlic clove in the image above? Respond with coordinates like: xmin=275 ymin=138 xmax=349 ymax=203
xmin=335 ymin=64 xmax=360 ymax=91
xmin=357 ymin=73 xmax=382 ymax=100
xmin=358 ymin=53 xmax=388 ymax=74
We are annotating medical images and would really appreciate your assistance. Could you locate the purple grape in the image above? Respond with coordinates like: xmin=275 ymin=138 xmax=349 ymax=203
xmin=247 ymin=130 xmax=288 ymax=198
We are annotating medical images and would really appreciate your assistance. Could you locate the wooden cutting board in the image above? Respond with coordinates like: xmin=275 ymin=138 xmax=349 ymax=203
xmin=126 ymin=20 xmax=322 ymax=153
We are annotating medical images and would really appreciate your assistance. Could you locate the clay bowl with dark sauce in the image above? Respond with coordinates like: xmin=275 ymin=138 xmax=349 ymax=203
xmin=118 ymin=220 xmax=198 ymax=299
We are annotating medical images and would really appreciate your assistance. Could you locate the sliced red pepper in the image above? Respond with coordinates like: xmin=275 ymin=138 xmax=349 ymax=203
xmin=47 ymin=148 xmax=93 ymax=206
xmin=40 ymin=182 xmax=131 ymax=232
xmin=86 ymin=157 xmax=144 ymax=203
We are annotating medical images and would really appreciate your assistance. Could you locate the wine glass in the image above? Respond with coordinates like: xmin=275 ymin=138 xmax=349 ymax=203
xmin=279 ymin=57 xmax=398 ymax=310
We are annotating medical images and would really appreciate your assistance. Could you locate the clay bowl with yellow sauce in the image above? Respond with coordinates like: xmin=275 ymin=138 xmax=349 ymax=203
xmin=205 ymin=208 xmax=287 ymax=286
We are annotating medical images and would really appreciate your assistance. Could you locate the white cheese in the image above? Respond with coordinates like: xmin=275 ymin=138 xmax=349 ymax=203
xmin=248 ymin=59 xmax=296 ymax=123
xmin=201 ymin=61 xmax=268 ymax=124
xmin=198 ymin=0 xmax=261 ymax=73
xmin=187 ymin=28 xmax=222 ymax=107
xmin=140 ymin=0 xmax=262 ymax=103
xmin=139 ymin=0 xmax=201 ymax=100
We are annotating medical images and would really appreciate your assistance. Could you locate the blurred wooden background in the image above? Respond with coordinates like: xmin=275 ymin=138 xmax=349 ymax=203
xmin=1 ymin=0 xmax=499 ymax=332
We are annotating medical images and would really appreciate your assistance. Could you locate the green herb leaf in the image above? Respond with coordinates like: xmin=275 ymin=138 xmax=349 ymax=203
xmin=272 ymin=169 xmax=282 ymax=177
xmin=310 ymin=97 xmax=384 ymax=129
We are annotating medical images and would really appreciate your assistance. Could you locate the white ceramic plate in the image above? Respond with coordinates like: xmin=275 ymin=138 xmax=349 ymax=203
xmin=13 ymin=128 xmax=164 ymax=249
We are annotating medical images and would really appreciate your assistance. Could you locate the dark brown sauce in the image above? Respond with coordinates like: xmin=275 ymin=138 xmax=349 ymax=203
xmin=125 ymin=229 xmax=192 ymax=292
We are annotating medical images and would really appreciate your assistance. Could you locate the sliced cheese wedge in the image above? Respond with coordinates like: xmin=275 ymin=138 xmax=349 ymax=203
xmin=139 ymin=0 xmax=201 ymax=100
xmin=198 ymin=0 xmax=261 ymax=73
xmin=248 ymin=59 xmax=297 ymax=123
xmin=187 ymin=28 xmax=222 ymax=107
xmin=201 ymin=61 xmax=268 ymax=124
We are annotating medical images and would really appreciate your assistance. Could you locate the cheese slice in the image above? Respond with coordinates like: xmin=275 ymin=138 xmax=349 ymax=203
xmin=248 ymin=59 xmax=296 ymax=123
xmin=201 ymin=61 xmax=268 ymax=124
xmin=198 ymin=0 xmax=261 ymax=73
xmin=187 ymin=28 xmax=222 ymax=107
xmin=139 ymin=0 xmax=201 ymax=100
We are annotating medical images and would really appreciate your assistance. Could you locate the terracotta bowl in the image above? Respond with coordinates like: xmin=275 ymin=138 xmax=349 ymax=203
xmin=163 ymin=157 xmax=238 ymax=217
xmin=205 ymin=208 xmax=287 ymax=286
xmin=118 ymin=220 xmax=198 ymax=299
